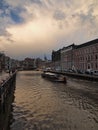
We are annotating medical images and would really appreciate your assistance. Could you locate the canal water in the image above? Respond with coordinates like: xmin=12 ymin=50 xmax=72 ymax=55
xmin=10 ymin=71 xmax=98 ymax=130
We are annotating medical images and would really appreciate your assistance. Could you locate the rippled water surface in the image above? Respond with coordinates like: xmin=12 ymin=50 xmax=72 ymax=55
xmin=10 ymin=71 xmax=98 ymax=130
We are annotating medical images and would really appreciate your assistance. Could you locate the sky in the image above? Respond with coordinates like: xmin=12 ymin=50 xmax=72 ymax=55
xmin=0 ymin=0 xmax=98 ymax=60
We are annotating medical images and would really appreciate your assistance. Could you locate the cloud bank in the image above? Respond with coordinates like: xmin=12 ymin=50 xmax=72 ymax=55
xmin=0 ymin=0 xmax=98 ymax=59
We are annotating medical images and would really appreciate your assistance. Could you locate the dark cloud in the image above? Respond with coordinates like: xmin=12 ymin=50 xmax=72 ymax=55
xmin=81 ymin=5 xmax=94 ymax=23
xmin=0 ymin=0 xmax=8 ymax=10
xmin=0 ymin=16 xmax=12 ymax=36
xmin=30 ymin=0 xmax=43 ymax=6
xmin=53 ymin=10 xmax=66 ymax=20
xmin=71 ymin=3 xmax=98 ymax=37
xmin=0 ymin=29 xmax=8 ymax=36
xmin=79 ymin=13 xmax=95 ymax=25
xmin=73 ymin=4 xmax=96 ymax=27
xmin=64 ymin=0 xmax=74 ymax=8
xmin=0 ymin=0 xmax=10 ymax=17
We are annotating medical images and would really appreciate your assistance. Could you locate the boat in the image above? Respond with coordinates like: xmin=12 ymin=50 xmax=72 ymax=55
xmin=41 ymin=72 xmax=67 ymax=83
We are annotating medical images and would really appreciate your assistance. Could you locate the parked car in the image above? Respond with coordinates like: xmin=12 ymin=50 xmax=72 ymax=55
xmin=85 ymin=69 xmax=93 ymax=74
xmin=92 ymin=70 xmax=98 ymax=76
xmin=67 ymin=69 xmax=73 ymax=73
xmin=63 ymin=69 xmax=68 ymax=72
xmin=67 ymin=69 xmax=77 ymax=73
xmin=55 ymin=68 xmax=62 ymax=72
xmin=77 ymin=70 xmax=84 ymax=74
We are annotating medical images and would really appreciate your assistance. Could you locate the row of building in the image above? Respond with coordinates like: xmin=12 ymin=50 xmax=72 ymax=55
xmin=19 ymin=58 xmax=46 ymax=70
xmin=46 ymin=38 xmax=98 ymax=72
xmin=0 ymin=52 xmax=19 ymax=72
xmin=1 ymin=38 xmax=98 ymax=72
xmin=0 ymin=53 xmax=46 ymax=72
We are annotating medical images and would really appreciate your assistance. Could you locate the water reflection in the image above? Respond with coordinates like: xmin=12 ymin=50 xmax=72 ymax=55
xmin=10 ymin=71 xmax=98 ymax=130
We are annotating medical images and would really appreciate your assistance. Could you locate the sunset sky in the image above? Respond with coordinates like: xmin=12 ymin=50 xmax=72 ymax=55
xmin=0 ymin=0 xmax=98 ymax=59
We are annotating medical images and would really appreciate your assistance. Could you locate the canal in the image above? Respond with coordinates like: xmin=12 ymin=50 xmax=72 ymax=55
xmin=10 ymin=71 xmax=98 ymax=130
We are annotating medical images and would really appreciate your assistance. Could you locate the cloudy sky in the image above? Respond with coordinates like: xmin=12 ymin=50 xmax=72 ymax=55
xmin=0 ymin=0 xmax=98 ymax=59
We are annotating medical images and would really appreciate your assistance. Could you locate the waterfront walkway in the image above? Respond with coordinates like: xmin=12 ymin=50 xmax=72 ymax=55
xmin=49 ymin=71 xmax=98 ymax=82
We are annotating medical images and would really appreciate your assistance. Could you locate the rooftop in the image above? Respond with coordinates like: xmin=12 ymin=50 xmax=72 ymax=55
xmin=76 ymin=38 xmax=98 ymax=49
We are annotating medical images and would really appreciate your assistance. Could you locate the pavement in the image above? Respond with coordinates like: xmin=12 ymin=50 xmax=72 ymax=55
xmin=49 ymin=71 xmax=98 ymax=82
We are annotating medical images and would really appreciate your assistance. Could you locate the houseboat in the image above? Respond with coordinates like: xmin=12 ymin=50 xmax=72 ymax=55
xmin=41 ymin=72 xmax=67 ymax=83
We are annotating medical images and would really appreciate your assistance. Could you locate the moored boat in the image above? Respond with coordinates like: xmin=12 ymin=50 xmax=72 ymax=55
xmin=41 ymin=72 xmax=67 ymax=83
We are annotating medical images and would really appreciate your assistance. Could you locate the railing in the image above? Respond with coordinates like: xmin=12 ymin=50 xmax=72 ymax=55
xmin=0 ymin=71 xmax=16 ymax=130
xmin=0 ymin=72 xmax=16 ymax=112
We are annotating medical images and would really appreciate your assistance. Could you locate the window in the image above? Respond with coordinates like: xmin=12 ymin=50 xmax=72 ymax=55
xmin=88 ymin=55 xmax=90 ymax=61
xmin=91 ymin=55 xmax=93 ymax=60
xmin=95 ymin=54 xmax=98 ymax=60
xmin=91 ymin=63 xmax=93 ymax=68
xmin=96 ymin=63 xmax=97 ymax=69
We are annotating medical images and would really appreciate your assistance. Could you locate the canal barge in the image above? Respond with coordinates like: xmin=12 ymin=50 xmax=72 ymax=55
xmin=41 ymin=72 xmax=67 ymax=83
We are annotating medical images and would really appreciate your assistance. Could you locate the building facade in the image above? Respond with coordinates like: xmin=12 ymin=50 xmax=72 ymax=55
xmin=0 ymin=52 xmax=5 ymax=71
xmin=50 ymin=38 xmax=98 ymax=72
xmin=61 ymin=44 xmax=76 ymax=71
xmin=73 ymin=39 xmax=98 ymax=71
xmin=52 ymin=49 xmax=61 ymax=71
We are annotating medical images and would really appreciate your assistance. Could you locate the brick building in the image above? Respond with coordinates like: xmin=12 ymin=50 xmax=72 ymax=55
xmin=73 ymin=39 xmax=98 ymax=71
xmin=50 ymin=38 xmax=98 ymax=72
xmin=22 ymin=58 xmax=35 ymax=70
xmin=61 ymin=44 xmax=76 ymax=71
